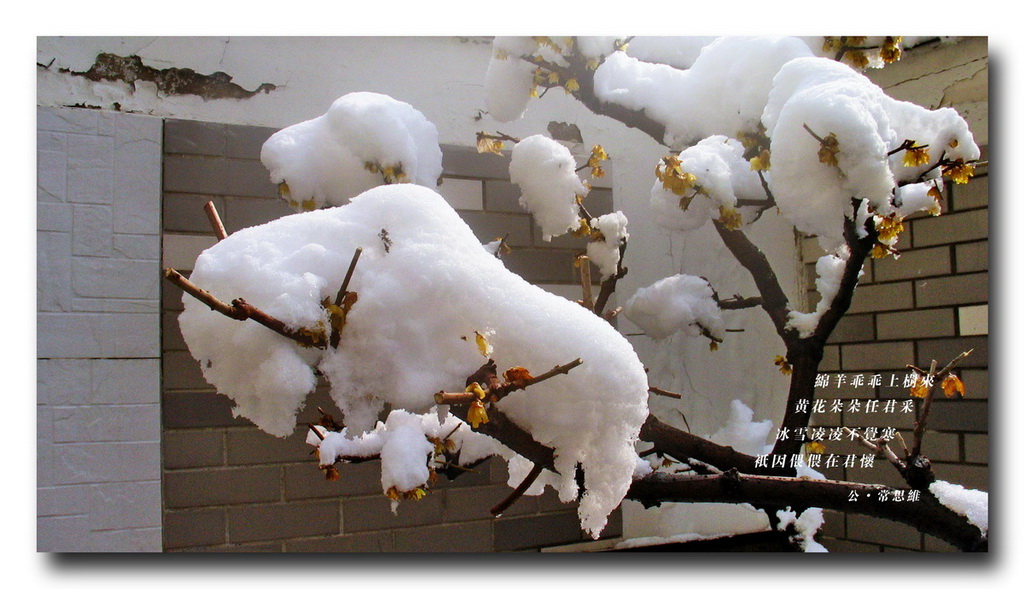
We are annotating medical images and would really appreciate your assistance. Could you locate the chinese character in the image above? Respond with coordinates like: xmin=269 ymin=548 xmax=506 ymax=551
xmin=844 ymin=455 xmax=857 ymax=468
xmin=806 ymin=454 xmax=821 ymax=468
xmin=892 ymin=489 xmax=905 ymax=502
xmin=845 ymin=428 xmax=861 ymax=441
xmin=810 ymin=428 xmax=826 ymax=441
xmin=755 ymin=454 xmax=769 ymax=468
xmin=865 ymin=399 xmax=879 ymax=413
xmin=880 ymin=427 xmax=897 ymax=441
xmin=826 ymin=454 xmax=840 ymax=468
xmin=848 ymin=399 xmax=862 ymax=412
xmin=859 ymin=454 xmax=876 ymax=468
xmin=794 ymin=427 xmax=807 ymax=441
xmin=789 ymin=454 xmax=805 ymax=468
xmin=879 ymin=488 xmax=890 ymax=501
xmin=848 ymin=490 xmax=859 ymax=502
xmin=794 ymin=399 xmax=809 ymax=413
xmin=812 ymin=399 xmax=827 ymax=413
xmin=836 ymin=374 xmax=848 ymax=388
xmin=908 ymin=490 xmax=921 ymax=502
xmin=776 ymin=427 xmax=790 ymax=441
xmin=852 ymin=374 xmax=866 ymax=388
xmin=830 ymin=399 xmax=844 ymax=413
xmin=869 ymin=374 xmax=882 ymax=387
xmin=882 ymin=399 xmax=897 ymax=413
xmin=864 ymin=427 xmax=878 ymax=440
xmin=901 ymin=400 xmax=915 ymax=413
xmin=828 ymin=428 xmax=843 ymax=441
xmin=815 ymin=374 xmax=831 ymax=388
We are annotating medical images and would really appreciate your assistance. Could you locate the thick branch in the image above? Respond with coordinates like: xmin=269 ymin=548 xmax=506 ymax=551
xmin=626 ymin=470 xmax=986 ymax=551
xmin=711 ymin=222 xmax=793 ymax=341
xmin=640 ymin=413 xmax=760 ymax=473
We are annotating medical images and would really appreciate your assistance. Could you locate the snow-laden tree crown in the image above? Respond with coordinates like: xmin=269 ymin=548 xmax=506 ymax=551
xmin=175 ymin=37 xmax=985 ymax=543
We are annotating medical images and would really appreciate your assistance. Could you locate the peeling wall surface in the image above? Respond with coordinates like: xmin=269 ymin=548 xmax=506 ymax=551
xmin=35 ymin=36 xmax=987 ymax=552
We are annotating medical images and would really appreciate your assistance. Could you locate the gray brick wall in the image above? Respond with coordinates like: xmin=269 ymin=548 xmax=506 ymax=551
xmin=161 ymin=119 xmax=618 ymax=552
xmin=37 ymin=106 xmax=163 ymax=551
xmin=805 ymin=152 xmax=989 ymax=552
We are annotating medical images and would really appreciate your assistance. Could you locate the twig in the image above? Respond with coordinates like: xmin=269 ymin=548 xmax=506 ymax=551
xmin=336 ymin=247 xmax=363 ymax=305
xmin=204 ymin=201 xmax=228 ymax=241
xmin=649 ymin=386 xmax=682 ymax=399
xmin=490 ymin=358 xmax=584 ymax=401
xmin=164 ymin=268 xmax=327 ymax=349
xmin=491 ymin=462 xmax=544 ymax=517
xmin=909 ymin=350 xmax=974 ymax=458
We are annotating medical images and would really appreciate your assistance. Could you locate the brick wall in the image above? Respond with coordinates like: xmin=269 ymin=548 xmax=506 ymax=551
xmin=160 ymin=119 xmax=619 ymax=551
xmin=806 ymin=153 xmax=989 ymax=552
xmin=37 ymin=106 xmax=163 ymax=551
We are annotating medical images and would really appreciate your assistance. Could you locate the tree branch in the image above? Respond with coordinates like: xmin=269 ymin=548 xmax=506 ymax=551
xmin=164 ymin=268 xmax=327 ymax=349
xmin=626 ymin=470 xmax=987 ymax=551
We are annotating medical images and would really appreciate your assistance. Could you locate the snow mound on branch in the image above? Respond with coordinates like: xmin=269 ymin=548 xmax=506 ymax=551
xmin=623 ymin=274 xmax=724 ymax=341
xmin=763 ymin=57 xmax=979 ymax=246
xmin=776 ymin=507 xmax=828 ymax=552
xmin=709 ymin=400 xmax=774 ymax=456
xmin=649 ymin=135 xmax=766 ymax=232
xmin=260 ymin=92 xmax=442 ymax=209
xmin=594 ymin=36 xmax=814 ymax=148
xmin=178 ymin=184 xmax=649 ymax=538
xmin=509 ymin=134 xmax=587 ymax=240
xmin=309 ymin=409 xmax=508 ymax=500
xmin=786 ymin=246 xmax=860 ymax=338
xmin=587 ymin=212 xmax=629 ymax=281
xmin=929 ymin=480 xmax=988 ymax=534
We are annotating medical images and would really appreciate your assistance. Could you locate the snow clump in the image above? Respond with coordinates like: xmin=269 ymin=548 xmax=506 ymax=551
xmin=623 ymin=274 xmax=724 ymax=341
xmin=261 ymin=92 xmax=442 ymax=210
xmin=178 ymin=184 xmax=649 ymax=538
xmin=929 ymin=480 xmax=988 ymax=535
xmin=509 ymin=134 xmax=588 ymax=240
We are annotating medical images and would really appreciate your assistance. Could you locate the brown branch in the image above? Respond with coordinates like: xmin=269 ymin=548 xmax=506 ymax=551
xmin=204 ymin=201 xmax=228 ymax=240
xmin=910 ymin=350 xmax=974 ymax=459
xmin=711 ymin=221 xmax=792 ymax=340
xmin=593 ymin=239 xmax=628 ymax=317
xmin=491 ymin=462 xmax=544 ymax=517
xmin=164 ymin=268 xmax=327 ymax=349
xmin=489 ymin=358 xmax=584 ymax=402
xmin=626 ymin=470 xmax=986 ymax=551
xmin=640 ymin=413 xmax=760 ymax=474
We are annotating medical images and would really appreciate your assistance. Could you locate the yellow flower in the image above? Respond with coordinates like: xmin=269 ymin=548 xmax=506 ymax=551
xmin=467 ymin=400 xmax=489 ymax=428
xmin=503 ymin=366 xmax=534 ymax=386
xmin=465 ymin=382 xmax=487 ymax=400
xmin=278 ymin=181 xmax=291 ymax=199
xmin=806 ymin=441 xmax=826 ymax=455
xmin=942 ymin=374 xmax=966 ymax=398
xmin=564 ymin=78 xmax=580 ymax=93
xmin=655 ymin=155 xmax=699 ymax=196
xmin=848 ymin=50 xmax=869 ymax=69
xmin=474 ymin=330 xmax=493 ymax=357
xmin=709 ymin=341 xmax=719 ymax=351
xmin=750 ymin=149 xmax=771 ymax=172
xmin=818 ymin=133 xmax=840 ymax=167
xmin=774 ymin=355 xmax=793 ymax=375
xmin=870 ymin=244 xmax=890 ymax=259
xmin=910 ymin=376 xmax=930 ymax=399
xmin=876 ymin=214 xmax=905 ymax=244
xmin=902 ymin=143 xmax=930 ymax=167
xmin=943 ymin=159 xmax=975 ymax=184
xmin=476 ymin=133 xmax=505 ymax=156
xmin=718 ymin=206 xmax=744 ymax=230
xmin=880 ymin=37 xmax=902 ymax=63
